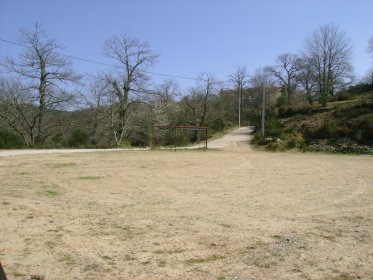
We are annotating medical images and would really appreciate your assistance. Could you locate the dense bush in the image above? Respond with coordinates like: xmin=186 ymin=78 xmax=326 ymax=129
xmin=352 ymin=118 xmax=373 ymax=145
xmin=265 ymin=141 xmax=287 ymax=152
xmin=333 ymin=83 xmax=373 ymax=101
xmin=68 ymin=129 xmax=89 ymax=148
xmin=265 ymin=117 xmax=285 ymax=139
xmin=129 ymin=129 xmax=149 ymax=147
xmin=210 ymin=117 xmax=225 ymax=132
xmin=278 ymin=105 xmax=314 ymax=118
xmin=51 ymin=133 xmax=66 ymax=148
xmin=303 ymin=120 xmax=350 ymax=140
xmin=0 ymin=129 xmax=24 ymax=149
xmin=167 ymin=133 xmax=189 ymax=146
xmin=251 ymin=117 xmax=286 ymax=146
xmin=286 ymin=134 xmax=305 ymax=149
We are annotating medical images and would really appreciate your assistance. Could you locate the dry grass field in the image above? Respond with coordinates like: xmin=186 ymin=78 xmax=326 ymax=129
xmin=0 ymin=128 xmax=372 ymax=279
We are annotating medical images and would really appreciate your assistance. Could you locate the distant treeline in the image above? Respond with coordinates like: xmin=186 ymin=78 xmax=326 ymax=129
xmin=1 ymin=23 xmax=372 ymax=149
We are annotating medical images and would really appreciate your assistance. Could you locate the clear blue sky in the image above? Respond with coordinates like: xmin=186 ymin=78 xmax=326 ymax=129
xmin=1 ymin=0 xmax=372 ymax=90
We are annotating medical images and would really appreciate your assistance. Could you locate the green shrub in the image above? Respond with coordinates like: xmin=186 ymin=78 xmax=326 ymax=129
xmin=51 ymin=133 xmax=66 ymax=148
xmin=353 ymin=130 xmax=364 ymax=143
xmin=265 ymin=141 xmax=287 ymax=151
xmin=319 ymin=90 xmax=331 ymax=107
xmin=286 ymin=134 xmax=305 ymax=149
xmin=68 ymin=129 xmax=89 ymax=148
xmin=210 ymin=117 xmax=225 ymax=132
xmin=164 ymin=131 xmax=189 ymax=146
xmin=265 ymin=117 xmax=284 ymax=139
xmin=0 ymin=129 xmax=24 ymax=149
xmin=346 ymin=83 xmax=373 ymax=94
xmin=278 ymin=105 xmax=314 ymax=118
xmin=129 ymin=130 xmax=149 ymax=147
xmin=307 ymin=120 xmax=350 ymax=140
xmin=333 ymin=83 xmax=373 ymax=101
xmin=276 ymin=92 xmax=288 ymax=108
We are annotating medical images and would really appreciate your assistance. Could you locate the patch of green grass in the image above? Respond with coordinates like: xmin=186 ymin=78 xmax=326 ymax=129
xmin=75 ymin=176 xmax=102 ymax=180
xmin=39 ymin=184 xmax=63 ymax=197
xmin=48 ymin=162 xmax=77 ymax=168
xmin=123 ymin=254 xmax=135 ymax=261
xmin=220 ymin=223 xmax=231 ymax=228
xmin=45 ymin=240 xmax=56 ymax=249
xmin=100 ymin=255 xmax=112 ymax=260
xmin=154 ymin=248 xmax=185 ymax=255
xmin=140 ymin=260 xmax=151 ymax=265
xmin=17 ymin=172 xmax=30 ymax=175
xmin=185 ymin=255 xmax=225 ymax=265
xmin=328 ymin=273 xmax=356 ymax=280
xmin=321 ymin=235 xmax=336 ymax=242
xmin=24 ymin=238 xmax=33 ymax=245
xmin=253 ymin=259 xmax=271 ymax=268
xmin=336 ymin=229 xmax=343 ymax=237
xmin=13 ymin=271 xmax=26 ymax=277
xmin=58 ymin=253 xmax=75 ymax=265
xmin=47 ymin=228 xmax=61 ymax=233
xmin=158 ymin=260 xmax=166 ymax=267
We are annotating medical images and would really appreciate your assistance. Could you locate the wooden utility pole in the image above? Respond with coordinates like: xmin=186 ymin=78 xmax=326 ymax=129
xmin=238 ymin=88 xmax=241 ymax=127
xmin=261 ymin=82 xmax=266 ymax=138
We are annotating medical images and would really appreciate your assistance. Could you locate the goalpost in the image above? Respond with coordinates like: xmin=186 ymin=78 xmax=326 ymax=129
xmin=153 ymin=125 xmax=208 ymax=151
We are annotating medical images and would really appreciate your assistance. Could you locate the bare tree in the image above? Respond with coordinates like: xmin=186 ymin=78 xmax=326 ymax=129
xmin=0 ymin=77 xmax=36 ymax=145
xmin=303 ymin=23 xmax=354 ymax=106
xmin=0 ymin=23 xmax=80 ymax=145
xmin=360 ymin=67 xmax=373 ymax=85
xmin=103 ymin=34 xmax=158 ymax=146
xmin=78 ymin=75 xmax=109 ymax=145
xmin=368 ymin=36 xmax=373 ymax=58
xmin=250 ymin=67 xmax=275 ymax=89
xmin=269 ymin=53 xmax=298 ymax=104
xmin=229 ymin=66 xmax=249 ymax=126
xmin=250 ymin=67 xmax=275 ymax=137
xmin=183 ymin=73 xmax=220 ymax=140
xmin=295 ymin=55 xmax=317 ymax=104
xmin=152 ymin=79 xmax=180 ymax=126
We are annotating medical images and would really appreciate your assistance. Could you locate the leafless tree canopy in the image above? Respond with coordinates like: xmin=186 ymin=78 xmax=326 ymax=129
xmin=268 ymin=53 xmax=299 ymax=103
xmin=295 ymin=55 xmax=317 ymax=104
xmin=368 ymin=36 xmax=373 ymax=58
xmin=183 ymin=73 xmax=221 ymax=131
xmin=229 ymin=66 xmax=249 ymax=126
xmin=103 ymin=34 xmax=158 ymax=146
xmin=303 ymin=23 xmax=353 ymax=105
xmin=229 ymin=66 xmax=249 ymax=92
xmin=250 ymin=67 xmax=274 ymax=89
xmin=0 ymin=23 xmax=80 ymax=144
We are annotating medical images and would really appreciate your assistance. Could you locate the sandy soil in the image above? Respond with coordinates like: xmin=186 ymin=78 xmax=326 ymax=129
xmin=0 ymin=127 xmax=372 ymax=279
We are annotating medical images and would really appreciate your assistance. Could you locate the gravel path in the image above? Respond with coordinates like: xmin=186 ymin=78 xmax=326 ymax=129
xmin=207 ymin=126 xmax=253 ymax=149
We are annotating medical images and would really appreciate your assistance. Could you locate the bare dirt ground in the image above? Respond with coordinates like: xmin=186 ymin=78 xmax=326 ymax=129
xmin=0 ymin=127 xmax=372 ymax=280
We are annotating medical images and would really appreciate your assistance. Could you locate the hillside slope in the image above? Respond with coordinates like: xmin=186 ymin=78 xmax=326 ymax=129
xmin=255 ymin=91 xmax=373 ymax=154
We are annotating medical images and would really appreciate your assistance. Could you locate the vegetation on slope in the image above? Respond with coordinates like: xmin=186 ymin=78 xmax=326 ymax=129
xmin=252 ymin=85 xmax=373 ymax=154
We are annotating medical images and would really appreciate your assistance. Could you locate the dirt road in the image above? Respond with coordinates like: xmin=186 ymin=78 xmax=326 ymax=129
xmin=0 ymin=127 xmax=372 ymax=279
xmin=207 ymin=126 xmax=253 ymax=150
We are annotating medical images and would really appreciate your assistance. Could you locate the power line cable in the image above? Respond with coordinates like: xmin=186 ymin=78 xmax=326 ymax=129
xmin=0 ymin=37 xmax=203 ymax=82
